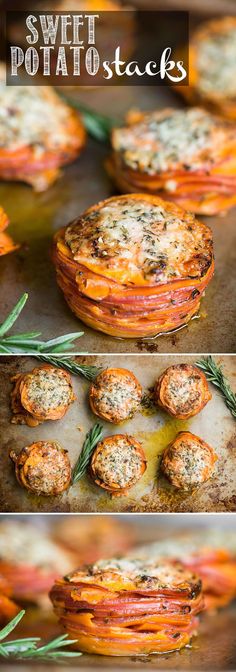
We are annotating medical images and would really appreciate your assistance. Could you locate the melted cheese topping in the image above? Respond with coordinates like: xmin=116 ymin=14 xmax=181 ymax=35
xmin=65 ymin=196 xmax=212 ymax=285
xmin=0 ymin=68 xmax=74 ymax=153
xmin=68 ymin=556 xmax=198 ymax=593
xmin=94 ymin=436 xmax=143 ymax=488
xmin=0 ymin=521 xmax=71 ymax=571
xmin=196 ymin=26 xmax=236 ymax=97
xmin=23 ymin=368 xmax=72 ymax=414
xmin=112 ymin=108 xmax=226 ymax=174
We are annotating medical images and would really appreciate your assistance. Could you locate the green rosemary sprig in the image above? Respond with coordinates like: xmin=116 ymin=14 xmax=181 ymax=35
xmin=196 ymin=356 xmax=236 ymax=419
xmin=60 ymin=94 xmax=117 ymax=142
xmin=0 ymin=610 xmax=81 ymax=660
xmin=0 ymin=294 xmax=84 ymax=354
xmin=72 ymin=423 xmax=103 ymax=484
xmin=36 ymin=355 xmax=102 ymax=381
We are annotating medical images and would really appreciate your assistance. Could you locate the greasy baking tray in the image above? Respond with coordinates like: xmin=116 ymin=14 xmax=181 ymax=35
xmin=0 ymin=84 xmax=235 ymax=354
xmin=0 ymin=354 xmax=235 ymax=513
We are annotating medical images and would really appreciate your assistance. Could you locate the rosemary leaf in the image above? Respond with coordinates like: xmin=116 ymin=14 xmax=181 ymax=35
xmin=2 ymin=638 xmax=40 ymax=656
xmin=0 ymin=293 xmax=28 ymax=337
xmin=0 ymin=344 xmax=13 ymax=353
xmin=72 ymin=423 xmax=103 ymax=484
xmin=19 ymin=635 xmax=80 ymax=659
xmin=3 ymin=332 xmax=42 ymax=340
xmin=36 ymin=355 xmax=102 ymax=380
xmin=2 ymin=338 xmax=44 ymax=346
xmin=38 ymin=333 xmax=84 ymax=349
xmin=0 ymin=610 xmax=81 ymax=660
xmin=0 ymin=344 xmax=43 ymax=354
xmin=0 ymin=295 xmax=84 ymax=354
xmin=196 ymin=356 xmax=236 ymax=419
xmin=0 ymin=610 xmax=26 ymax=641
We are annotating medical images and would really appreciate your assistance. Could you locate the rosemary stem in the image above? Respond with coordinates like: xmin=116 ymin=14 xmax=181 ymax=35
xmin=196 ymin=356 xmax=236 ymax=420
xmin=35 ymin=355 xmax=102 ymax=380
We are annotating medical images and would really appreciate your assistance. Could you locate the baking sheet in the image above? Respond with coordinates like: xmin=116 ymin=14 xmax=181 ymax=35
xmin=0 ymin=83 xmax=235 ymax=354
xmin=0 ymin=354 xmax=235 ymax=513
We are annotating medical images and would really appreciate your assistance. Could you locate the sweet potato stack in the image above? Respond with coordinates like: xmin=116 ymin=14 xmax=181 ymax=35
xmin=180 ymin=538 xmax=236 ymax=611
xmin=108 ymin=107 xmax=236 ymax=216
xmin=0 ymin=521 xmax=74 ymax=606
xmin=179 ymin=17 xmax=236 ymax=122
xmin=0 ymin=563 xmax=57 ymax=603
xmin=0 ymin=65 xmax=85 ymax=191
xmin=154 ymin=363 xmax=211 ymax=419
xmin=11 ymin=364 xmax=75 ymax=427
xmin=50 ymin=556 xmax=204 ymax=656
xmin=53 ymin=193 xmax=214 ymax=339
xmin=161 ymin=431 xmax=217 ymax=491
xmin=90 ymin=434 xmax=147 ymax=497
xmin=10 ymin=440 xmax=72 ymax=496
